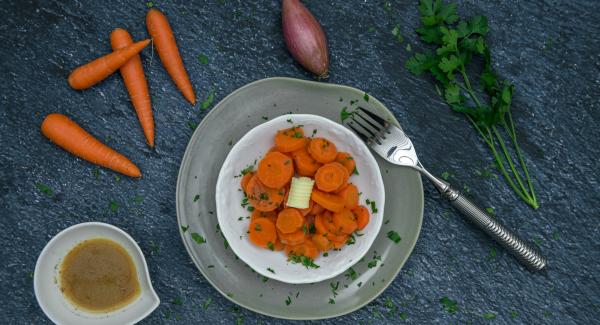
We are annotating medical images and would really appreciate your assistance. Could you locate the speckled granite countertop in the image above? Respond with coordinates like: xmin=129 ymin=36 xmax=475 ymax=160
xmin=1 ymin=0 xmax=598 ymax=323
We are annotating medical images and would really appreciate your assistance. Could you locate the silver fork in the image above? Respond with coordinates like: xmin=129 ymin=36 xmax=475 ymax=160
xmin=346 ymin=107 xmax=547 ymax=272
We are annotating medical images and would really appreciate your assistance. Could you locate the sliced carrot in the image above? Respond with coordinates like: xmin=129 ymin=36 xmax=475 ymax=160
xmin=314 ymin=162 xmax=348 ymax=192
xmin=240 ymin=172 xmax=254 ymax=194
xmin=308 ymin=137 xmax=337 ymax=163
xmin=332 ymin=235 xmax=349 ymax=249
xmin=248 ymin=218 xmax=277 ymax=248
xmin=257 ymin=152 xmax=294 ymax=189
xmin=311 ymin=189 xmax=345 ymax=212
xmin=246 ymin=174 xmax=285 ymax=212
xmin=278 ymin=229 xmax=306 ymax=245
xmin=291 ymin=146 xmax=321 ymax=177
xmin=335 ymin=152 xmax=356 ymax=175
xmin=311 ymin=233 xmax=332 ymax=251
xmin=272 ymin=238 xmax=285 ymax=251
xmin=285 ymin=241 xmax=319 ymax=259
xmin=338 ymin=183 xmax=359 ymax=209
xmin=333 ymin=209 xmax=358 ymax=234
xmin=276 ymin=208 xmax=304 ymax=234
xmin=314 ymin=213 xmax=329 ymax=235
xmin=352 ymin=205 xmax=370 ymax=230
xmin=310 ymin=202 xmax=324 ymax=216
xmin=268 ymin=146 xmax=293 ymax=159
xmin=251 ymin=210 xmax=277 ymax=224
xmin=274 ymin=127 xmax=307 ymax=152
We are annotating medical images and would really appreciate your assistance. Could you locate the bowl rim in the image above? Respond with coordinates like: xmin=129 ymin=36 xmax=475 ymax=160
xmin=33 ymin=222 xmax=160 ymax=324
xmin=215 ymin=113 xmax=385 ymax=284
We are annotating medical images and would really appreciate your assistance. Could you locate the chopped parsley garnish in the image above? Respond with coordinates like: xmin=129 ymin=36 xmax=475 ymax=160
xmin=439 ymin=296 xmax=458 ymax=314
xmin=483 ymin=312 xmax=496 ymax=319
xmin=350 ymin=99 xmax=358 ymax=105
xmin=171 ymin=297 xmax=183 ymax=305
xmin=340 ymin=106 xmax=354 ymax=122
xmin=344 ymin=267 xmax=358 ymax=281
xmin=330 ymin=281 xmax=339 ymax=297
xmin=181 ymin=225 xmax=189 ymax=233
xmin=114 ymin=175 xmax=121 ymax=182
xmin=193 ymin=194 xmax=200 ymax=202
xmin=366 ymin=199 xmax=378 ymax=213
xmin=329 ymin=298 xmax=335 ymax=304
xmin=200 ymin=89 xmax=215 ymax=110
xmin=267 ymin=267 xmax=275 ymax=273
xmin=363 ymin=93 xmax=370 ymax=102
xmin=485 ymin=207 xmax=495 ymax=215
xmin=293 ymin=132 xmax=302 ymax=138
xmin=353 ymin=167 xmax=359 ymax=175
xmin=323 ymin=252 xmax=329 ymax=257
xmin=312 ymin=129 xmax=318 ymax=136
xmin=226 ymin=292 xmax=234 ymax=298
xmin=259 ymin=192 xmax=269 ymax=200
xmin=367 ymin=260 xmax=378 ymax=268
xmin=191 ymin=233 xmax=206 ymax=244
xmin=302 ymin=224 xmax=308 ymax=234
xmin=267 ymin=242 xmax=274 ymax=250
xmin=441 ymin=171 xmax=450 ymax=180
xmin=261 ymin=116 xmax=268 ymax=120
xmin=202 ymin=298 xmax=212 ymax=309
xmin=288 ymin=254 xmax=320 ymax=269
xmin=254 ymin=224 xmax=262 ymax=231
xmin=387 ymin=230 xmax=402 ymax=243
xmin=197 ymin=53 xmax=209 ymax=64
xmin=284 ymin=159 xmax=291 ymax=165
xmin=487 ymin=247 xmax=497 ymax=259
xmin=286 ymin=118 xmax=293 ymax=123
xmin=240 ymin=165 xmax=255 ymax=176
xmin=384 ymin=219 xmax=390 ymax=225
xmin=92 ymin=168 xmax=100 ymax=179
xmin=391 ymin=25 xmax=404 ymax=43
xmin=35 ymin=182 xmax=53 ymax=196
xmin=261 ymin=276 xmax=268 ymax=282
xmin=285 ymin=296 xmax=292 ymax=305
xmin=309 ymin=223 xmax=316 ymax=234
xmin=241 ymin=197 xmax=249 ymax=208
xmin=145 ymin=1 xmax=153 ymax=8
xmin=346 ymin=234 xmax=356 ymax=245
xmin=237 ymin=216 xmax=244 ymax=221
xmin=109 ymin=200 xmax=119 ymax=212
xmin=134 ymin=195 xmax=143 ymax=204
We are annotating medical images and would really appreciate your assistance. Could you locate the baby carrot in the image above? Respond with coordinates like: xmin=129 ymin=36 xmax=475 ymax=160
xmin=41 ymin=113 xmax=141 ymax=177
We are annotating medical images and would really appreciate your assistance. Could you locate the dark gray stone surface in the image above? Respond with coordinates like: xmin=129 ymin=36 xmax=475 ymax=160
xmin=1 ymin=0 xmax=598 ymax=323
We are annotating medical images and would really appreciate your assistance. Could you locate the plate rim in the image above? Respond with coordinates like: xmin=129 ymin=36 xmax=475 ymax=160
xmin=175 ymin=77 xmax=424 ymax=320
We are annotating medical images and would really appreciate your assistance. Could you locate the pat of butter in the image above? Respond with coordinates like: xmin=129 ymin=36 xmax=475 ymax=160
xmin=286 ymin=177 xmax=314 ymax=209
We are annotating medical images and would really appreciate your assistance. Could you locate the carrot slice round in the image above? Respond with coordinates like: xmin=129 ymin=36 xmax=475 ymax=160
xmin=338 ymin=183 xmax=359 ymax=209
xmin=275 ymin=127 xmax=307 ymax=152
xmin=311 ymin=233 xmax=332 ymax=251
xmin=314 ymin=213 xmax=329 ymax=235
xmin=310 ymin=202 xmax=324 ymax=216
xmin=332 ymin=235 xmax=349 ymax=249
xmin=278 ymin=229 xmax=306 ymax=245
xmin=315 ymin=162 xmax=348 ymax=192
xmin=285 ymin=241 xmax=319 ymax=259
xmin=311 ymin=189 xmax=345 ymax=212
xmin=292 ymin=146 xmax=321 ymax=177
xmin=333 ymin=209 xmax=358 ymax=234
xmin=335 ymin=152 xmax=356 ymax=175
xmin=251 ymin=210 xmax=277 ymax=224
xmin=246 ymin=174 xmax=285 ymax=212
xmin=240 ymin=172 xmax=254 ymax=194
xmin=248 ymin=218 xmax=277 ymax=248
xmin=268 ymin=146 xmax=293 ymax=159
xmin=352 ymin=205 xmax=370 ymax=230
xmin=276 ymin=208 xmax=304 ymax=234
xmin=308 ymin=137 xmax=337 ymax=163
xmin=257 ymin=152 xmax=294 ymax=189
xmin=298 ymin=199 xmax=314 ymax=216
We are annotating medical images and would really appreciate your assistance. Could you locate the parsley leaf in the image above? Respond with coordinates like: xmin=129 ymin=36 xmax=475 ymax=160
xmin=439 ymin=296 xmax=458 ymax=314
xmin=387 ymin=230 xmax=402 ymax=243
xmin=200 ymin=89 xmax=215 ymax=110
xmin=35 ymin=182 xmax=53 ymax=196
xmin=197 ymin=53 xmax=209 ymax=64
xmin=191 ymin=233 xmax=206 ymax=244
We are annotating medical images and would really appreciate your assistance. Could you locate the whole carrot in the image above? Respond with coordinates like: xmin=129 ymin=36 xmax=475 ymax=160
xmin=41 ymin=113 xmax=141 ymax=177
xmin=68 ymin=39 xmax=151 ymax=90
xmin=146 ymin=9 xmax=196 ymax=105
xmin=110 ymin=28 xmax=155 ymax=147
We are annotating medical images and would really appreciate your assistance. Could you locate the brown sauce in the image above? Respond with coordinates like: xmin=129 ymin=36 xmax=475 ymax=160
xmin=59 ymin=238 xmax=140 ymax=312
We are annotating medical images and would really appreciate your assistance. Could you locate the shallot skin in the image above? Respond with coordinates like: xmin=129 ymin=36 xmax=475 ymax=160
xmin=282 ymin=0 xmax=329 ymax=78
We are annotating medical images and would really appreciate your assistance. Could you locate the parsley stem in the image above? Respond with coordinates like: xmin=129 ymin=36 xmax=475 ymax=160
xmin=459 ymin=67 xmax=484 ymax=109
xmin=491 ymin=126 xmax=530 ymax=197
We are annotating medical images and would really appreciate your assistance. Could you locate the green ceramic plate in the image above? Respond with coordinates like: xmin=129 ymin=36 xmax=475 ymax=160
xmin=176 ymin=77 xmax=423 ymax=320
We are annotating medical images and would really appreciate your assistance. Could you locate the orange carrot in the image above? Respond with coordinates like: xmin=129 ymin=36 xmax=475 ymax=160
xmin=68 ymin=39 xmax=151 ymax=90
xmin=41 ymin=113 xmax=141 ymax=177
xmin=248 ymin=218 xmax=277 ymax=248
xmin=240 ymin=172 xmax=255 ymax=194
xmin=352 ymin=205 xmax=370 ymax=230
xmin=338 ymin=183 xmax=359 ymax=209
xmin=333 ymin=209 xmax=358 ymax=234
xmin=278 ymin=229 xmax=306 ymax=245
xmin=332 ymin=235 xmax=349 ymax=249
xmin=274 ymin=127 xmax=307 ymax=152
xmin=146 ymin=9 xmax=196 ymax=104
xmin=335 ymin=152 xmax=356 ymax=175
xmin=246 ymin=174 xmax=285 ymax=212
xmin=110 ymin=28 xmax=155 ymax=147
xmin=311 ymin=233 xmax=332 ymax=251
xmin=276 ymin=208 xmax=304 ymax=234
xmin=257 ymin=152 xmax=294 ymax=189
xmin=311 ymin=189 xmax=345 ymax=212
xmin=310 ymin=202 xmax=324 ymax=216
xmin=308 ymin=137 xmax=337 ymax=163
xmin=251 ymin=210 xmax=277 ymax=224
xmin=298 ymin=199 xmax=314 ymax=216
xmin=285 ymin=241 xmax=319 ymax=259
xmin=292 ymin=146 xmax=321 ymax=177
xmin=314 ymin=162 xmax=348 ymax=192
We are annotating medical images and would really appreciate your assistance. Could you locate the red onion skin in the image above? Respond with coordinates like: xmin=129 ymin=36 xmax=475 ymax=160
xmin=282 ymin=0 xmax=329 ymax=78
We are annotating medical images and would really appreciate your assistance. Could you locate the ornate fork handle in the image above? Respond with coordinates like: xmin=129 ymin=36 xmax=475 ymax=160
xmin=420 ymin=168 xmax=547 ymax=271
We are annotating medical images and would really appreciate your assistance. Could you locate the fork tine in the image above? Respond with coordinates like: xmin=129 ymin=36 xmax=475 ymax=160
xmin=351 ymin=115 xmax=378 ymax=137
xmin=358 ymin=107 xmax=388 ymax=129
xmin=347 ymin=123 xmax=369 ymax=142
xmin=354 ymin=110 xmax=384 ymax=134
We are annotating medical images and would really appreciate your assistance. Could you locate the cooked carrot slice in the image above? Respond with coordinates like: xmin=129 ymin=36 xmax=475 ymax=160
xmin=314 ymin=213 xmax=329 ymax=235
xmin=333 ymin=209 xmax=358 ymax=234
xmin=338 ymin=183 xmax=359 ymax=209
xmin=257 ymin=152 xmax=294 ymax=189
xmin=335 ymin=152 xmax=356 ymax=175
xmin=311 ymin=189 xmax=345 ymax=212
xmin=332 ymin=235 xmax=349 ymax=249
xmin=240 ymin=172 xmax=254 ymax=194
xmin=246 ymin=174 xmax=285 ymax=212
xmin=275 ymin=127 xmax=307 ymax=152
xmin=276 ymin=208 xmax=304 ymax=234
xmin=268 ymin=146 xmax=293 ymax=160
xmin=248 ymin=218 xmax=277 ymax=248
xmin=311 ymin=233 xmax=332 ymax=251
xmin=315 ymin=162 xmax=348 ymax=192
xmin=251 ymin=210 xmax=277 ymax=224
xmin=352 ymin=205 xmax=370 ymax=230
xmin=308 ymin=137 xmax=337 ymax=163
xmin=285 ymin=241 xmax=319 ymax=259
xmin=278 ymin=229 xmax=306 ymax=245
xmin=298 ymin=199 xmax=314 ymax=216
xmin=310 ymin=202 xmax=324 ymax=216
xmin=272 ymin=238 xmax=285 ymax=251
xmin=292 ymin=146 xmax=321 ymax=177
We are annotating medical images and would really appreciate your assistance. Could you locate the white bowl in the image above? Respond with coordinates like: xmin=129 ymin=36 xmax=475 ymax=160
xmin=216 ymin=114 xmax=385 ymax=284
xmin=34 ymin=222 xmax=160 ymax=325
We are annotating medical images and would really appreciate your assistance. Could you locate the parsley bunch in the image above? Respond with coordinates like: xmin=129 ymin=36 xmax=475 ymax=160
xmin=406 ymin=0 xmax=539 ymax=208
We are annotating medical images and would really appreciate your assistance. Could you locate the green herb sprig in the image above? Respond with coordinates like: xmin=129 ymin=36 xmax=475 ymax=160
xmin=406 ymin=0 xmax=538 ymax=209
